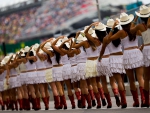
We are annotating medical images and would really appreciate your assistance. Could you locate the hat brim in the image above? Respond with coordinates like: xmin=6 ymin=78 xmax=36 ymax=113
xmin=135 ymin=11 xmax=150 ymax=18
xmin=94 ymin=27 xmax=106 ymax=31
xmin=120 ymin=14 xmax=134 ymax=25
xmin=106 ymin=24 xmax=120 ymax=28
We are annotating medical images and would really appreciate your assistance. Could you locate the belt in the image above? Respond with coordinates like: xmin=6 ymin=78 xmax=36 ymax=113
xmin=102 ymin=55 xmax=109 ymax=58
xmin=37 ymin=68 xmax=47 ymax=71
xmin=110 ymin=52 xmax=123 ymax=55
xmin=27 ymin=69 xmax=37 ymax=72
xmin=21 ymin=71 xmax=27 ymax=73
xmin=53 ymin=64 xmax=63 ymax=67
xmin=144 ymin=43 xmax=150 ymax=46
xmin=71 ymin=64 xmax=77 ymax=67
xmin=87 ymin=56 xmax=98 ymax=60
xmin=124 ymin=46 xmax=138 ymax=50
xmin=10 ymin=75 xmax=17 ymax=77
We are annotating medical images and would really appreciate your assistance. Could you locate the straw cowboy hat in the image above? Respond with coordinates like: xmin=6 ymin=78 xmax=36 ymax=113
xmin=94 ymin=23 xmax=106 ymax=31
xmin=44 ymin=42 xmax=53 ymax=51
xmin=24 ymin=46 xmax=30 ymax=52
xmin=106 ymin=19 xmax=120 ymax=28
xmin=56 ymin=39 xmax=62 ymax=47
xmin=135 ymin=5 xmax=150 ymax=18
xmin=65 ymin=42 xmax=70 ymax=48
xmin=61 ymin=36 xmax=68 ymax=42
xmin=2 ymin=56 xmax=11 ymax=64
xmin=32 ymin=43 xmax=40 ymax=51
xmin=119 ymin=13 xmax=134 ymax=25
xmin=76 ymin=34 xmax=87 ymax=43
xmin=39 ymin=49 xmax=45 ymax=54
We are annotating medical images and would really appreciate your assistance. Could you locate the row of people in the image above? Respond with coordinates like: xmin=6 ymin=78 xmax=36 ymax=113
xmin=0 ymin=4 xmax=150 ymax=111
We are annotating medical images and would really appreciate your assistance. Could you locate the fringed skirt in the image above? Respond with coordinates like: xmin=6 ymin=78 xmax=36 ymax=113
xmin=62 ymin=64 xmax=71 ymax=80
xmin=123 ymin=49 xmax=144 ymax=69
xmin=26 ymin=71 xmax=38 ymax=84
xmin=9 ymin=76 xmax=21 ymax=89
xmin=71 ymin=65 xmax=78 ymax=83
xmin=36 ymin=70 xmax=46 ymax=84
xmin=97 ymin=58 xmax=113 ymax=77
xmin=143 ymin=45 xmax=150 ymax=67
xmin=0 ymin=81 xmax=4 ymax=91
xmin=109 ymin=55 xmax=125 ymax=74
xmin=52 ymin=66 xmax=63 ymax=82
xmin=76 ymin=63 xmax=86 ymax=81
xmin=20 ymin=72 xmax=27 ymax=85
xmin=85 ymin=59 xmax=98 ymax=78
xmin=3 ymin=79 xmax=9 ymax=90
xmin=45 ymin=68 xmax=53 ymax=83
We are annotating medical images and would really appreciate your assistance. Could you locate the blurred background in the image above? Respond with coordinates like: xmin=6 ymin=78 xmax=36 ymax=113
xmin=0 ymin=0 xmax=149 ymax=59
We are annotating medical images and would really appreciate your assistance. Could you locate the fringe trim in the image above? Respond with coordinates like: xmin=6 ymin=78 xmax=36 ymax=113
xmin=123 ymin=49 xmax=144 ymax=69
xmin=109 ymin=55 xmax=125 ymax=73
xmin=143 ymin=46 xmax=150 ymax=67
xmin=85 ymin=60 xmax=98 ymax=78
xmin=97 ymin=58 xmax=113 ymax=77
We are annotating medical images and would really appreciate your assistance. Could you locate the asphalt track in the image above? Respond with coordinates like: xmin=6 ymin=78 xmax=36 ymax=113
xmin=1 ymin=96 xmax=150 ymax=113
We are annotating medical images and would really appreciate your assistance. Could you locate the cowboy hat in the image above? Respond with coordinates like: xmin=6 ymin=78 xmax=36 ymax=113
xmin=44 ymin=42 xmax=53 ymax=51
xmin=119 ymin=13 xmax=134 ymax=25
xmin=39 ymin=49 xmax=45 ymax=54
xmin=2 ymin=56 xmax=11 ymax=64
xmin=135 ymin=5 xmax=150 ymax=18
xmin=24 ymin=46 xmax=30 ymax=52
xmin=76 ymin=34 xmax=87 ymax=43
xmin=84 ymin=26 xmax=94 ymax=35
xmin=94 ymin=23 xmax=106 ymax=31
xmin=61 ymin=36 xmax=68 ymax=42
xmin=32 ymin=43 xmax=40 ymax=51
xmin=106 ymin=19 xmax=120 ymax=28
xmin=56 ymin=39 xmax=62 ymax=47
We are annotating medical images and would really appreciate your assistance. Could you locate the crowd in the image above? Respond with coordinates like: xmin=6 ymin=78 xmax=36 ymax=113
xmin=0 ymin=7 xmax=39 ymax=43
xmin=0 ymin=0 xmax=96 ymax=44
xmin=0 ymin=4 xmax=150 ymax=111
xmin=23 ymin=0 xmax=96 ymax=37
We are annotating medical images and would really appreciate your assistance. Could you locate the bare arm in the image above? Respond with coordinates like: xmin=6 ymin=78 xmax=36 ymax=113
xmin=109 ymin=30 xmax=123 ymax=41
xmin=51 ymin=36 xmax=65 ymax=55
xmin=130 ymin=16 xmax=140 ymax=34
xmin=72 ymin=32 xmax=86 ymax=48
xmin=99 ymin=36 xmax=110 ymax=61
xmin=147 ymin=17 xmax=150 ymax=28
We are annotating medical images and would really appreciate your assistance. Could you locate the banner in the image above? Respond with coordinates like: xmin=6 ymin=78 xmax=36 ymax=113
xmin=0 ymin=39 xmax=40 ymax=55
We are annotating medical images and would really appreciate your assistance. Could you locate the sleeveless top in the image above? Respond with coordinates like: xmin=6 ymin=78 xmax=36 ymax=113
xmin=141 ymin=25 xmax=150 ymax=45
xmin=0 ymin=71 xmax=6 ymax=81
xmin=76 ymin=46 xmax=87 ymax=63
xmin=44 ymin=60 xmax=52 ymax=68
xmin=100 ymin=44 xmax=110 ymax=56
xmin=51 ymin=55 xmax=62 ymax=66
xmin=19 ymin=62 xmax=27 ymax=72
xmin=10 ymin=68 xmax=18 ymax=76
xmin=107 ymin=42 xmax=122 ymax=54
xmin=25 ymin=61 xmax=37 ymax=71
xmin=61 ymin=55 xmax=70 ymax=65
xmin=121 ymin=36 xmax=138 ymax=49
xmin=86 ymin=45 xmax=101 ymax=57
xmin=69 ymin=55 xmax=77 ymax=66
xmin=35 ymin=56 xmax=46 ymax=69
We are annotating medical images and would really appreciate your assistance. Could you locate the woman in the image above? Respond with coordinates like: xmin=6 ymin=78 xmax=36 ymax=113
xmin=32 ymin=43 xmax=49 ymax=110
xmin=18 ymin=48 xmax=31 ymax=110
xmin=130 ymin=5 xmax=150 ymax=107
xmin=99 ymin=19 xmax=127 ymax=108
xmin=107 ymin=12 xmax=144 ymax=107
xmin=90 ymin=22 xmax=113 ymax=108
xmin=72 ymin=33 xmax=92 ymax=109
xmin=24 ymin=46 xmax=40 ymax=110
xmin=41 ymin=39 xmax=66 ymax=109
xmin=83 ymin=25 xmax=107 ymax=108
xmin=0 ymin=56 xmax=11 ymax=110
xmin=8 ymin=54 xmax=23 ymax=111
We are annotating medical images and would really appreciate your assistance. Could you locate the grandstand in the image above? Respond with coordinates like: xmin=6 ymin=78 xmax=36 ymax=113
xmin=0 ymin=0 xmax=97 ymax=43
